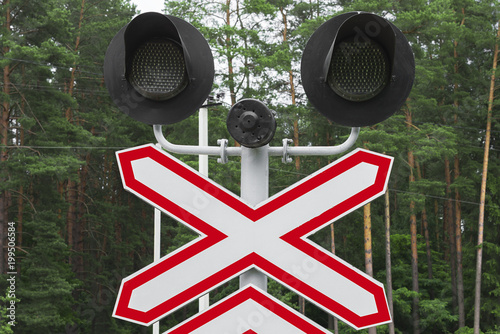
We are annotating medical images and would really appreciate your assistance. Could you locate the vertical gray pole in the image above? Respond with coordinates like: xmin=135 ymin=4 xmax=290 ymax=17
xmin=198 ymin=106 xmax=209 ymax=174
xmin=198 ymin=106 xmax=210 ymax=311
xmin=239 ymin=145 xmax=268 ymax=291
xmin=153 ymin=207 xmax=161 ymax=334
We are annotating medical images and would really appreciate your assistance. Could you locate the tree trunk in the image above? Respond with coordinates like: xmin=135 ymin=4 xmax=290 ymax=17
xmin=17 ymin=69 xmax=25 ymax=250
xmin=364 ymin=204 xmax=373 ymax=278
xmin=409 ymin=196 xmax=420 ymax=334
xmin=280 ymin=6 xmax=305 ymax=314
xmin=445 ymin=157 xmax=458 ymax=311
xmin=416 ymin=161 xmax=434 ymax=299
xmin=66 ymin=0 xmax=85 ymax=120
xmin=65 ymin=0 xmax=86 ymax=265
xmin=279 ymin=6 xmax=300 ymax=171
xmin=225 ymin=0 xmax=236 ymax=106
xmin=474 ymin=20 xmax=499 ymax=334
xmin=76 ymin=157 xmax=90 ymax=278
xmin=384 ymin=190 xmax=395 ymax=334
xmin=455 ymin=155 xmax=465 ymax=327
xmin=364 ymin=203 xmax=376 ymax=334
xmin=406 ymin=108 xmax=420 ymax=334
xmin=453 ymin=10 xmax=466 ymax=323
xmin=0 ymin=0 xmax=12 ymax=274
xmin=328 ymin=222 xmax=339 ymax=334
xmin=66 ymin=180 xmax=78 ymax=264
xmin=434 ymin=200 xmax=440 ymax=252
xmin=422 ymin=207 xmax=434 ymax=299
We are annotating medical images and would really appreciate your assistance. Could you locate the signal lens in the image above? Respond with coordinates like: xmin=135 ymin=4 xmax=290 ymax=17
xmin=328 ymin=37 xmax=390 ymax=102
xmin=129 ymin=39 xmax=188 ymax=101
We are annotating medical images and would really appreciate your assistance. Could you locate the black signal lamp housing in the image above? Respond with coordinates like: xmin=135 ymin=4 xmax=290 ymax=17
xmin=301 ymin=12 xmax=415 ymax=127
xmin=104 ymin=12 xmax=214 ymax=125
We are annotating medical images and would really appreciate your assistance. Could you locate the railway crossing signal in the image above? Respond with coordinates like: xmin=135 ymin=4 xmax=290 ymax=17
xmin=103 ymin=10 xmax=416 ymax=333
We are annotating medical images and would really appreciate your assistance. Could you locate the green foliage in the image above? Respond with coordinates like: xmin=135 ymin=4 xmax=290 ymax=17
xmin=17 ymin=212 xmax=79 ymax=332
xmin=420 ymin=298 xmax=458 ymax=333
xmin=454 ymin=327 xmax=475 ymax=334
xmin=0 ymin=291 xmax=15 ymax=334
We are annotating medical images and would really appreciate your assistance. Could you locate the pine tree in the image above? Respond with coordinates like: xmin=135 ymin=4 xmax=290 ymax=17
xmin=17 ymin=212 xmax=78 ymax=331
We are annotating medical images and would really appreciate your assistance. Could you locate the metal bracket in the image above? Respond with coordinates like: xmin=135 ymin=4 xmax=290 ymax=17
xmin=217 ymin=139 xmax=228 ymax=164
xmin=153 ymin=124 xmax=360 ymax=164
xmin=282 ymin=139 xmax=293 ymax=164
xmin=153 ymin=124 xmax=241 ymax=163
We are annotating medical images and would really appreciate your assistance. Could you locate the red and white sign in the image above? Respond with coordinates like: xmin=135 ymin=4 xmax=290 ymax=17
xmin=113 ymin=144 xmax=393 ymax=330
xmin=165 ymin=285 xmax=331 ymax=334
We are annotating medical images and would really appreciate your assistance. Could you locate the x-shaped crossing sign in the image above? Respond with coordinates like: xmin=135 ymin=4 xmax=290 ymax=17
xmin=113 ymin=144 xmax=393 ymax=330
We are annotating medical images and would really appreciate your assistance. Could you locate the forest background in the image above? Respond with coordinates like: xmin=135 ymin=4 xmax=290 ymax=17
xmin=0 ymin=0 xmax=499 ymax=333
